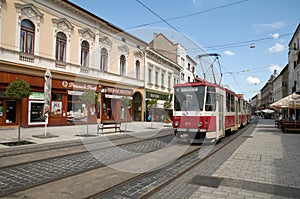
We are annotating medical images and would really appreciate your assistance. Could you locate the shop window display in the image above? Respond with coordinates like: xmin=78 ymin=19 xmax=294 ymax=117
xmin=51 ymin=93 xmax=62 ymax=116
xmin=67 ymin=95 xmax=87 ymax=122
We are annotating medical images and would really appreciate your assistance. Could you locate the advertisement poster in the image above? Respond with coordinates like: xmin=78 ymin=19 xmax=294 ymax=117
xmin=51 ymin=101 xmax=62 ymax=116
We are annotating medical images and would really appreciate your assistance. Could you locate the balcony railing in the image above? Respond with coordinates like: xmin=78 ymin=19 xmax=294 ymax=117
xmin=19 ymin=53 xmax=34 ymax=63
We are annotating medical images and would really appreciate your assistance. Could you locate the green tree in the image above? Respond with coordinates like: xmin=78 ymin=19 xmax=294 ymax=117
xmin=164 ymin=100 xmax=172 ymax=122
xmin=147 ymin=98 xmax=157 ymax=128
xmin=5 ymin=79 xmax=31 ymax=144
xmin=80 ymin=90 xmax=98 ymax=135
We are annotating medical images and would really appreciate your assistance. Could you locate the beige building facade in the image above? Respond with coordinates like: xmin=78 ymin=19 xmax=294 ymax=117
xmin=0 ymin=0 xmax=148 ymax=127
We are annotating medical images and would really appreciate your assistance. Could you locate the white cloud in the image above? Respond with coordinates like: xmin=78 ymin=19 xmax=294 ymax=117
xmin=246 ymin=76 xmax=260 ymax=85
xmin=192 ymin=0 xmax=204 ymax=6
xmin=270 ymin=33 xmax=280 ymax=39
xmin=268 ymin=43 xmax=285 ymax=53
xmin=268 ymin=64 xmax=281 ymax=73
xmin=223 ymin=50 xmax=235 ymax=56
xmin=254 ymin=21 xmax=286 ymax=29
xmin=253 ymin=21 xmax=286 ymax=33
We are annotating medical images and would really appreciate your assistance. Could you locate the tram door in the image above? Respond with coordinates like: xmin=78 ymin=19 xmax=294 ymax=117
xmin=235 ymin=99 xmax=239 ymax=130
xmin=218 ymin=94 xmax=224 ymax=138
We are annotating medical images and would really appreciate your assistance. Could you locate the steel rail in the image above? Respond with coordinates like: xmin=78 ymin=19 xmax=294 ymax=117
xmin=86 ymin=118 xmax=258 ymax=198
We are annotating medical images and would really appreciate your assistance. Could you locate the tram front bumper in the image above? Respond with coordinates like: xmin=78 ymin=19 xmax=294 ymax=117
xmin=174 ymin=128 xmax=206 ymax=140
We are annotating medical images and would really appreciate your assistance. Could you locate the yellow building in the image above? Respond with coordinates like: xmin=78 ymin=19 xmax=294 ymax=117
xmin=0 ymin=0 xmax=147 ymax=127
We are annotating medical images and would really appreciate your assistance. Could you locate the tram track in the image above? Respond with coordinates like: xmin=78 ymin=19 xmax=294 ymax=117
xmin=0 ymin=128 xmax=171 ymax=158
xmin=86 ymin=118 xmax=258 ymax=199
xmin=0 ymin=118 xmax=258 ymax=198
xmin=0 ymin=131 xmax=173 ymax=197
xmin=0 ymin=129 xmax=172 ymax=168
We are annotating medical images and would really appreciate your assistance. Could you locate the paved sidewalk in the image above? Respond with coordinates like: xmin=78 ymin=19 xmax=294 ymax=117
xmin=152 ymin=118 xmax=300 ymax=198
xmin=0 ymin=122 xmax=172 ymax=149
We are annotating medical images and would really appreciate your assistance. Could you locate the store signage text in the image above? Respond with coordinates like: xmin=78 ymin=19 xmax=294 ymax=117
xmin=62 ymin=81 xmax=97 ymax=91
xmin=101 ymin=87 xmax=132 ymax=96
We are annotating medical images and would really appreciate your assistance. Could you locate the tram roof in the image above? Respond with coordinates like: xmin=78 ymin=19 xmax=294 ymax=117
xmin=174 ymin=81 xmax=244 ymax=99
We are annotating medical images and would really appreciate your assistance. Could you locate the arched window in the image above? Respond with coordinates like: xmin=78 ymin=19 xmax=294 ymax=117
xmin=55 ymin=32 xmax=67 ymax=62
xmin=81 ymin=40 xmax=89 ymax=67
xmin=20 ymin=19 xmax=35 ymax=54
xmin=136 ymin=60 xmax=140 ymax=79
xmin=100 ymin=48 xmax=108 ymax=71
xmin=120 ymin=55 xmax=126 ymax=75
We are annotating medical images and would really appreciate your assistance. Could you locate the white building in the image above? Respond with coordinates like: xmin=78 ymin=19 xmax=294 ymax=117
xmin=288 ymin=23 xmax=300 ymax=94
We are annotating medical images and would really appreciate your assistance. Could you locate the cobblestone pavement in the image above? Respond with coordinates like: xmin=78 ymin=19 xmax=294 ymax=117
xmin=150 ymin=118 xmax=300 ymax=199
xmin=0 ymin=135 xmax=173 ymax=197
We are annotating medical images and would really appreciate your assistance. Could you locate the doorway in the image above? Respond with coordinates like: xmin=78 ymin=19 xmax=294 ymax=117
xmin=6 ymin=100 xmax=17 ymax=124
xmin=132 ymin=92 xmax=142 ymax=121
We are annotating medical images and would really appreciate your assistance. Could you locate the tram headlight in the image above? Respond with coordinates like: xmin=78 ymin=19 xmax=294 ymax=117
xmin=198 ymin=122 xmax=202 ymax=127
xmin=174 ymin=121 xmax=179 ymax=127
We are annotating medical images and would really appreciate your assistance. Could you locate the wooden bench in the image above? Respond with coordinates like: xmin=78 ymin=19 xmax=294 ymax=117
xmin=97 ymin=120 xmax=122 ymax=134
xmin=281 ymin=121 xmax=300 ymax=133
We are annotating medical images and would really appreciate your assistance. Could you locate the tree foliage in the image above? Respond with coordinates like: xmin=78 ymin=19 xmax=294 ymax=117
xmin=80 ymin=90 xmax=98 ymax=105
xmin=5 ymin=78 xmax=31 ymax=100
xmin=121 ymin=96 xmax=131 ymax=107
xmin=5 ymin=78 xmax=31 ymax=144
xmin=147 ymin=98 xmax=157 ymax=108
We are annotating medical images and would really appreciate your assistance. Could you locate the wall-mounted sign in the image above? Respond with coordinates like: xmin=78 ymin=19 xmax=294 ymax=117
xmin=101 ymin=87 xmax=132 ymax=96
xmin=62 ymin=81 xmax=97 ymax=91
xmin=146 ymin=91 xmax=168 ymax=100
xmin=29 ymin=92 xmax=45 ymax=100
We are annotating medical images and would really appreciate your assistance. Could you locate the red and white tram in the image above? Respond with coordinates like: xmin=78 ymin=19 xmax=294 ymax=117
xmin=172 ymin=81 xmax=251 ymax=142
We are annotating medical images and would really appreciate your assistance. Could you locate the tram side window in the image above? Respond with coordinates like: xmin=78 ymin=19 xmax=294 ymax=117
xmin=230 ymin=95 xmax=235 ymax=112
xmin=226 ymin=93 xmax=231 ymax=112
xmin=205 ymin=86 xmax=216 ymax=111
xmin=238 ymin=99 xmax=241 ymax=112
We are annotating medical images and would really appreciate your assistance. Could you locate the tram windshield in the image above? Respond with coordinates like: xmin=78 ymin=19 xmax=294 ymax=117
xmin=174 ymin=86 xmax=205 ymax=111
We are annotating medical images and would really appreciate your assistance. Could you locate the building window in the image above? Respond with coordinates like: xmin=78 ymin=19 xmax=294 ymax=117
xmin=81 ymin=40 xmax=89 ymax=67
xmin=168 ymin=76 xmax=171 ymax=89
xmin=148 ymin=68 xmax=152 ymax=83
xmin=120 ymin=55 xmax=126 ymax=75
xmin=161 ymin=73 xmax=164 ymax=87
xmin=100 ymin=48 xmax=108 ymax=71
xmin=155 ymin=71 xmax=159 ymax=85
xmin=55 ymin=32 xmax=66 ymax=62
xmin=188 ymin=63 xmax=191 ymax=70
xmin=181 ymin=58 xmax=185 ymax=66
xmin=136 ymin=60 xmax=140 ymax=79
xmin=20 ymin=19 xmax=35 ymax=54
xmin=181 ymin=73 xmax=185 ymax=81
xmin=188 ymin=76 xmax=190 ymax=82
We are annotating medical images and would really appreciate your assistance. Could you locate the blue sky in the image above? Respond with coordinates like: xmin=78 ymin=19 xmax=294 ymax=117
xmin=69 ymin=0 xmax=299 ymax=100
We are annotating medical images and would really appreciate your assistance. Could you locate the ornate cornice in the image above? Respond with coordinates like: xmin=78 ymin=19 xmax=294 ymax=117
xmin=52 ymin=18 xmax=74 ymax=32
xmin=15 ymin=3 xmax=43 ymax=21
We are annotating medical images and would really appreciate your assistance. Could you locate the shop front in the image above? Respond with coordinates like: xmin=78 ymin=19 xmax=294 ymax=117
xmin=100 ymin=87 xmax=133 ymax=122
xmin=145 ymin=91 xmax=172 ymax=122
xmin=61 ymin=80 xmax=98 ymax=125
xmin=0 ymin=91 xmax=18 ymax=126
xmin=0 ymin=71 xmax=98 ymax=127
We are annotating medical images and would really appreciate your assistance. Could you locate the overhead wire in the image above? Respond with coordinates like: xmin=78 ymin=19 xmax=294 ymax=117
xmin=128 ymin=0 xmax=249 ymax=30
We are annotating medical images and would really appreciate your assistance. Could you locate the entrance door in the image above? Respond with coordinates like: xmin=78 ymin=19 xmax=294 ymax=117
xmin=6 ymin=100 xmax=17 ymax=124
xmin=102 ymin=98 xmax=113 ymax=120
xmin=133 ymin=92 xmax=142 ymax=121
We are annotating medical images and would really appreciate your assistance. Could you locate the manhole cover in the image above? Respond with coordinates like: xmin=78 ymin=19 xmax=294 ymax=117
xmin=234 ymin=153 xmax=262 ymax=161
xmin=188 ymin=175 xmax=223 ymax=188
